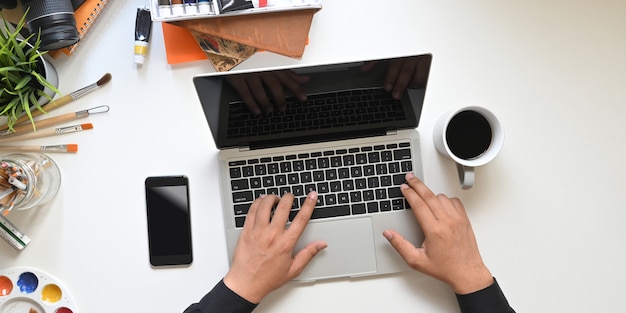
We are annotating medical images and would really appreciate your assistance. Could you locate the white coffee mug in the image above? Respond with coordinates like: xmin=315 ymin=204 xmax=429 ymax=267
xmin=433 ymin=106 xmax=504 ymax=190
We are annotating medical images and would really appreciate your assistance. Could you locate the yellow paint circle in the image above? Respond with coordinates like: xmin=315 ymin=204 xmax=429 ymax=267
xmin=41 ymin=284 xmax=62 ymax=303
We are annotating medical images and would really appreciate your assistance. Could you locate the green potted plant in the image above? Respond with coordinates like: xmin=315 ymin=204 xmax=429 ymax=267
xmin=0 ymin=10 xmax=60 ymax=132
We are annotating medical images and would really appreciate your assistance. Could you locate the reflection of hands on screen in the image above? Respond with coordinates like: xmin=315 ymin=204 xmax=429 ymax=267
xmin=361 ymin=55 xmax=432 ymax=100
xmin=226 ymin=71 xmax=310 ymax=115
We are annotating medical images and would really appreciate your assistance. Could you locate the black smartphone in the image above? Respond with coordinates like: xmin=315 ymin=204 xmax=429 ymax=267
xmin=145 ymin=176 xmax=193 ymax=266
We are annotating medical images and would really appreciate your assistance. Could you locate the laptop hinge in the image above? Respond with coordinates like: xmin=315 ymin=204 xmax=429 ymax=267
xmin=239 ymin=146 xmax=250 ymax=152
xmin=386 ymin=129 xmax=398 ymax=136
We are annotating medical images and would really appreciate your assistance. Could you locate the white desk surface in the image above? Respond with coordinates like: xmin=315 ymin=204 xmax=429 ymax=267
xmin=2 ymin=0 xmax=626 ymax=312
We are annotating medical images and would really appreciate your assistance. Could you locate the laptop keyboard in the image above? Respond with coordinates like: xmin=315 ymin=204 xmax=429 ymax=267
xmin=228 ymin=141 xmax=414 ymax=228
xmin=226 ymin=87 xmax=407 ymax=139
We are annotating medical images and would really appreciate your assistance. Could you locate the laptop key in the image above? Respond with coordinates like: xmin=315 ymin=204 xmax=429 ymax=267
xmin=392 ymin=199 xmax=405 ymax=210
xmin=305 ymin=159 xmax=317 ymax=170
xmin=292 ymin=185 xmax=304 ymax=196
xmin=338 ymin=168 xmax=350 ymax=179
xmin=293 ymin=160 xmax=305 ymax=171
xmin=262 ymin=176 xmax=275 ymax=187
xmin=401 ymin=161 xmax=413 ymax=172
xmin=267 ymin=163 xmax=279 ymax=174
xmin=234 ymin=204 xmax=250 ymax=215
xmin=356 ymin=153 xmax=367 ymax=164
xmin=232 ymin=191 xmax=254 ymax=203
xmin=381 ymin=151 xmax=393 ymax=162
xmin=393 ymin=149 xmax=412 ymax=160
xmin=242 ymin=166 xmax=254 ymax=177
xmin=352 ymin=203 xmax=366 ymax=215
xmin=350 ymin=191 xmax=362 ymax=202
xmin=300 ymin=172 xmax=313 ymax=183
xmin=229 ymin=167 xmax=241 ymax=178
xmin=338 ymin=193 xmax=349 ymax=204
xmin=355 ymin=178 xmax=366 ymax=189
xmin=367 ymin=202 xmax=379 ymax=213
xmin=288 ymin=173 xmax=299 ymax=184
xmin=388 ymin=162 xmax=400 ymax=173
xmin=380 ymin=175 xmax=392 ymax=186
xmin=325 ymin=169 xmax=338 ymax=180
xmin=342 ymin=180 xmax=355 ymax=191
xmin=310 ymin=205 xmax=351 ymax=219
xmin=368 ymin=177 xmax=380 ymax=188
xmin=255 ymin=164 xmax=267 ymax=175
xmin=276 ymin=175 xmax=287 ymax=186
xmin=325 ymin=194 xmax=337 ymax=206
xmin=388 ymin=187 xmax=403 ymax=198
xmin=250 ymin=177 xmax=261 ymax=189
xmin=317 ymin=182 xmax=330 ymax=193
xmin=235 ymin=216 xmax=246 ymax=228
xmin=380 ymin=200 xmax=391 ymax=211
xmin=350 ymin=166 xmax=363 ymax=177
xmin=231 ymin=179 xmax=249 ymax=191
xmin=375 ymin=188 xmax=387 ymax=200
xmin=280 ymin=162 xmax=292 ymax=172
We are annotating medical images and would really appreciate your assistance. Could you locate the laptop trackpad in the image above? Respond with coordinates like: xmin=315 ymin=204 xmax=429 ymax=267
xmin=293 ymin=217 xmax=377 ymax=281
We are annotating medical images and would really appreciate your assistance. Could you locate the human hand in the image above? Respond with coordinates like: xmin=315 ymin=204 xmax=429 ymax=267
xmin=223 ymin=192 xmax=327 ymax=303
xmin=383 ymin=173 xmax=494 ymax=294
xmin=226 ymin=70 xmax=310 ymax=115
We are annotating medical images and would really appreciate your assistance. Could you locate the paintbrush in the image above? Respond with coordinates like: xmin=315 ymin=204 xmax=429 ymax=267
xmin=3 ymin=73 xmax=112 ymax=129
xmin=0 ymin=105 xmax=109 ymax=136
xmin=0 ymin=144 xmax=78 ymax=153
xmin=0 ymin=123 xmax=93 ymax=143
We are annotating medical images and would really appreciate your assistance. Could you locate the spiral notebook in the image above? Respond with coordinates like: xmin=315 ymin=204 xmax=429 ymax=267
xmin=50 ymin=0 xmax=110 ymax=57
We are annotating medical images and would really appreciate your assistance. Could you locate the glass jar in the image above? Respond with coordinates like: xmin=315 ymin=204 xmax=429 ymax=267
xmin=0 ymin=153 xmax=61 ymax=210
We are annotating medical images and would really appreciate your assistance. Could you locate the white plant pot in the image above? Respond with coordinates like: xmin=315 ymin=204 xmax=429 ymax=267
xmin=37 ymin=55 xmax=58 ymax=106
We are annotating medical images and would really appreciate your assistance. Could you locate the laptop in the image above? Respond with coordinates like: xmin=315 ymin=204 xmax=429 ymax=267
xmin=193 ymin=53 xmax=432 ymax=281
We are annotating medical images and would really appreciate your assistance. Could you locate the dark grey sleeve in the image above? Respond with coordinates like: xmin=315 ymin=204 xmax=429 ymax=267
xmin=456 ymin=278 xmax=515 ymax=313
xmin=183 ymin=279 xmax=258 ymax=313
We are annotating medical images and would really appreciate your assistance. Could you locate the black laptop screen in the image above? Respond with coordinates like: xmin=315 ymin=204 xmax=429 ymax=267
xmin=193 ymin=54 xmax=432 ymax=150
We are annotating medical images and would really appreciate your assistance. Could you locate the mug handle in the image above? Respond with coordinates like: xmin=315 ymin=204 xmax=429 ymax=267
xmin=456 ymin=163 xmax=475 ymax=190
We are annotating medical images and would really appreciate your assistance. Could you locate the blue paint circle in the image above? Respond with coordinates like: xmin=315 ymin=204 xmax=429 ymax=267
xmin=17 ymin=272 xmax=38 ymax=293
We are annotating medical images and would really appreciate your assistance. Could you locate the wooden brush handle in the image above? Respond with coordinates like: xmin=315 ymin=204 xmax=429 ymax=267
xmin=10 ymin=94 xmax=74 ymax=128
xmin=8 ymin=112 xmax=77 ymax=135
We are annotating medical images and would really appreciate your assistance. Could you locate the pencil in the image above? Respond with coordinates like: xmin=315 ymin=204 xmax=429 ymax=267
xmin=0 ymin=124 xmax=93 ymax=143
xmin=0 ymin=144 xmax=78 ymax=153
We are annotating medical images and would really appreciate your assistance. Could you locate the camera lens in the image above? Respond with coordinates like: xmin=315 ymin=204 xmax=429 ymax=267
xmin=21 ymin=0 xmax=79 ymax=51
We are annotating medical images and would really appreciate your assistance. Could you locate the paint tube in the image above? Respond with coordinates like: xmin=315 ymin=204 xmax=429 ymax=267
xmin=219 ymin=0 xmax=295 ymax=13
xmin=219 ymin=0 xmax=253 ymax=13
xmin=134 ymin=8 xmax=152 ymax=65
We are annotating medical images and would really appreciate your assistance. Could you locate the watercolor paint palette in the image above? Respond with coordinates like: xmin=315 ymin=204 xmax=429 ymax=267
xmin=150 ymin=0 xmax=322 ymax=23
xmin=0 ymin=267 xmax=75 ymax=313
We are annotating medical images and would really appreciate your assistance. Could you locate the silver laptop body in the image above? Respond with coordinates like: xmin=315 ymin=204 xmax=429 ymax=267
xmin=193 ymin=53 xmax=432 ymax=281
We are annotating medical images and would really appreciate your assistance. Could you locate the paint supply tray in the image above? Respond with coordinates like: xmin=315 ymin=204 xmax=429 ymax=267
xmin=0 ymin=267 xmax=76 ymax=313
xmin=150 ymin=0 xmax=322 ymax=22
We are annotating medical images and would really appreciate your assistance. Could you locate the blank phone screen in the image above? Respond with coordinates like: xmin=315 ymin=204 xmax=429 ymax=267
xmin=146 ymin=178 xmax=192 ymax=266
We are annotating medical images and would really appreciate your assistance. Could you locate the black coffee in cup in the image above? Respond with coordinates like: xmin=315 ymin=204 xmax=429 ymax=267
xmin=445 ymin=110 xmax=492 ymax=160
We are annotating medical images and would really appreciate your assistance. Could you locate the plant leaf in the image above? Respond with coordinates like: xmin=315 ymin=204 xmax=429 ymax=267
xmin=14 ymin=75 xmax=32 ymax=90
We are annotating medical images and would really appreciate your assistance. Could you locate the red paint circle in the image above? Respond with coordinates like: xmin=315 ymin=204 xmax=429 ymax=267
xmin=0 ymin=275 xmax=12 ymax=296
